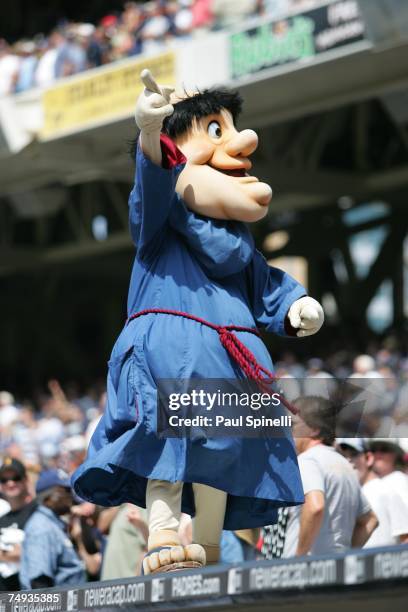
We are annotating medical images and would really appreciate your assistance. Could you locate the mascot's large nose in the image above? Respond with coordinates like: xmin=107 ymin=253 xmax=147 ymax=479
xmin=225 ymin=129 xmax=258 ymax=158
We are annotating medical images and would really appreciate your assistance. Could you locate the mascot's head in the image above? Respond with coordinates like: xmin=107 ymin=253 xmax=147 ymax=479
xmin=162 ymin=89 xmax=272 ymax=222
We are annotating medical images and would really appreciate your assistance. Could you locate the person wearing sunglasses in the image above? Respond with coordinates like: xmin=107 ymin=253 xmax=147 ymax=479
xmin=0 ymin=457 xmax=37 ymax=591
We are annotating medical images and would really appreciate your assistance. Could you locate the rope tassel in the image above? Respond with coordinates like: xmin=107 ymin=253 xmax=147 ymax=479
xmin=218 ymin=328 xmax=298 ymax=415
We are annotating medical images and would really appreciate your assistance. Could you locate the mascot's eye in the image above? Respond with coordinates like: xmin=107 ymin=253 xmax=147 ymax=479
xmin=207 ymin=121 xmax=222 ymax=139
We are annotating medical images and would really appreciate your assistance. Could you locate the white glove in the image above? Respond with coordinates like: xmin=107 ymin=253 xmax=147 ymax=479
xmin=135 ymin=69 xmax=175 ymax=135
xmin=287 ymin=297 xmax=324 ymax=337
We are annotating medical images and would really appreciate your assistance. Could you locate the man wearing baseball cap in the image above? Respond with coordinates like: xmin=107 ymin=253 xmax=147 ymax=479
xmin=337 ymin=439 xmax=408 ymax=546
xmin=19 ymin=469 xmax=85 ymax=590
xmin=367 ymin=439 xmax=408 ymax=510
xmin=281 ymin=398 xmax=378 ymax=558
xmin=0 ymin=458 xmax=37 ymax=591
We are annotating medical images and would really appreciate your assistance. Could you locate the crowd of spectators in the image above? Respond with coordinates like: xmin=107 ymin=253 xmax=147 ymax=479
xmin=0 ymin=339 xmax=407 ymax=590
xmin=0 ymin=0 xmax=323 ymax=97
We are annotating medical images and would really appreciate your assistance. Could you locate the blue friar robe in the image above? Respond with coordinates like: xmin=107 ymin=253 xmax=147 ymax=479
xmin=72 ymin=136 xmax=306 ymax=529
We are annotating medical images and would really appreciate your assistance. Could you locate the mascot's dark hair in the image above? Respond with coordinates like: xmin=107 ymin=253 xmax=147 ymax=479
xmin=129 ymin=88 xmax=243 ymax=159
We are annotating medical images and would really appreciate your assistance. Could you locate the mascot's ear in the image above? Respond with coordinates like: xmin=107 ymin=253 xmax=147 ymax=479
xmin=177 ymin=139 xmax=214 ymax=165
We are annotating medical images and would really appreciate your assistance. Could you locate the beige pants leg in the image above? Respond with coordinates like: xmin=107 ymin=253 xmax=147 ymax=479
xmin=146 ymin=480 xmax=227 ymax=563
xmin=192 ymin=483 xmax=227 ymax=564
xmin=146 ymin=479 xmax=183 ymax=550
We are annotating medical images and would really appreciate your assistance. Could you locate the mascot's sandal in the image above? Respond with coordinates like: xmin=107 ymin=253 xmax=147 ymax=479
xmin=142 ymin=545 xmax=206 ymax=574
xmin=142 ymin=531 xmax=206 ymax=574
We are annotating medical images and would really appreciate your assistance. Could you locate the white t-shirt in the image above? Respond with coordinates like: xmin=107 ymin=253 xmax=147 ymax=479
xmin=382 ymin=471 xmax=408 ymax=509
xmin=0 ymin=500 xmax=10 ymax=518
xmin=363 ymin=477 xmax=408 ymax=547
xmin=0 ymin=404 xmax=19 ymax=428
xmin=0 ymin=54 xmax=20 ymax=97
xmin=175 ymin=8 xmax=193 ymax=30
xmin=35 ymin=48 xmax=58 ymax=87
xmin=0 ymin=524 xmax=25 ymax=578
xmin=142 ymin=15 xmax=169 ymax=38
xmin=283 ymin=445 xmax=371 ymax=557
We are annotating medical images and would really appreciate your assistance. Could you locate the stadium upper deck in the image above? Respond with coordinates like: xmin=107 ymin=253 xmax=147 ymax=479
xmin=1 ymin=1 xmax=407 ymax=193
xmin=0 ymin=1 xmax=406 ymax=378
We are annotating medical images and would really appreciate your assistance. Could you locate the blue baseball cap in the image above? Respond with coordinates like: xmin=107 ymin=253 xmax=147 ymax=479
xmin=36 ymin=469 xmax=72 ymax=494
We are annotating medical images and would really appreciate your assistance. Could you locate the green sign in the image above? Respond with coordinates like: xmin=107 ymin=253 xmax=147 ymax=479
xmin=232 ymin=17 xmax=315 ymax=79
xmin=230 ymin=0 xmax=365 ymax=79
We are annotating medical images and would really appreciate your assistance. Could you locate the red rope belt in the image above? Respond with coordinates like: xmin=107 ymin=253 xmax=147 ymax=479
xmin=127 ymin=308 xmax=297 ymax=415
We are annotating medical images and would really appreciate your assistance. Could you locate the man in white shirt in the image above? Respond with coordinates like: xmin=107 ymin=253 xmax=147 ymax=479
xmin=0 ymin=498 xmax=10 ymax=518
xmin=337 ymin=438 xmax=408 ymax=547
xmin=0 ymin=392 xmax=19 ymax=430
xmin=34 ymin=31 xmax=65 ymax=88
xmin=367 ymin=439 xmax=408 ymax=509
xmin=0 ymin=41 xmax=20 ymax=97
xmin=282 ymin=396 xmax=378 ymax=558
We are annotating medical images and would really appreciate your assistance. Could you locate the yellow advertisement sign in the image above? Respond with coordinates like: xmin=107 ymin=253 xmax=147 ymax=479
xmin=41 ymin=51 xmax=175 ymax=140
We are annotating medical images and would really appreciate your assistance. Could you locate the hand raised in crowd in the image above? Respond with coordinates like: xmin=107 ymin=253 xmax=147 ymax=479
xmin=47 ymin=379 xmax=83 ymax=424
xmin=126 ymin=504 xmax=149 ymax=544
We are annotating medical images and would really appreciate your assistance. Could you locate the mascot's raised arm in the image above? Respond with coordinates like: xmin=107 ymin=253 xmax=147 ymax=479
xmin=72 ymin=70 xmax=324 ymax=574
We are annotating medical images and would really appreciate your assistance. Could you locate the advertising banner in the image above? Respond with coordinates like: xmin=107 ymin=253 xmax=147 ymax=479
xmin=230 ymin=0 xmax=365 ymax=79
xmin=0 ymin=546 xmax=407 ymax=611
xmin=41 ymin=52 xmax=175 ymax=140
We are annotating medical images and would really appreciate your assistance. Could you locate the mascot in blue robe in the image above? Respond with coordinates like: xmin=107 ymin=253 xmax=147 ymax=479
xmin=72 ymin=70 xmax=324 ymax=574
